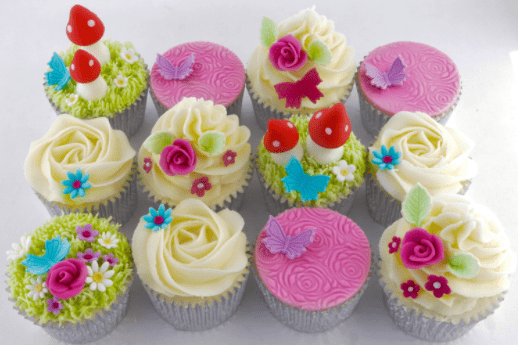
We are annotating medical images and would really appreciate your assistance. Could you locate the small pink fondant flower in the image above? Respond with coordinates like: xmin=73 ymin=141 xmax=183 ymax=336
xmin=425 ymin=275 xmax=451 ymax=298
xmin=143 ymin=157 xmax=152 ymax=173
xmin=223 ymin=150 xmax=237 ymax=167
xmin=401 ymin=280 xmax=420 ymax=299
xmin=47 ymin=297 xmax=63 ymax=315
xmin=400 ymin=228 xmax=444 ymax=269
xmin=76 ymin=224 xmax=99 ymax=242
xmin=103 ymin=253 xmax=119 ymax=267
xmin=77 ymin=248 xmax=101 ymax=263
xmin=159 ymin=139 xmax=197 ymax=176
xmin=388 ymin=236 xmax=401 ymax=254
xmin=269 ymin=34 xmax=307 ymax=71
xmin=191 ymin=177 xmax=212 ymax=197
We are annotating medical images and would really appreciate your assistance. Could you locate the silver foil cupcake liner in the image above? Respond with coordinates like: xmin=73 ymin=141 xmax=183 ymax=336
xmin=141 ymin=271 xmax=249 ymax=331
xmin=150 ymin=85 xmax=245 ymax=119
xmin=246 ymin=73 xmax=355 ymax=131
xmin=252 ymin=249 xmax=373 ymax=333
xmin=355 ymin=62 xmax=460 ymax=138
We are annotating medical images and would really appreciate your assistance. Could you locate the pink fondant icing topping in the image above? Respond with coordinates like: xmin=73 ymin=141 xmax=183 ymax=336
xmin=359 ymin=41 xmax=460 ymax=117
xmin=255 ymin=207 xmax=371 ymax=311
xmin=151 ymin=41 xmax=246 ymax=108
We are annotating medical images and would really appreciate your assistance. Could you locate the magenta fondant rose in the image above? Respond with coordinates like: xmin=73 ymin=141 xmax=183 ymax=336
xmin=400 ymin=228 xmax=444 ymax=269
xmin=159 ymin=139 xmax=197 ymax=176
xmin=46 ymin=258 xmax=88 ymax=299
xmin=269 ymin=34 xmax=307 ymax=71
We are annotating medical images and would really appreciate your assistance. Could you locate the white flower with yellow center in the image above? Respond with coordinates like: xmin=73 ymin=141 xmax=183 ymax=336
xmin=332 ymin=160 xmax=356 ymax=182
xmin=26 ymin=276 xmax=48 ymax=300
xmin=114 ymin=75 xmax=128 ymax=88
xmin=120 ymin=47 xmax=139 ymax=63
xmin=7 ymin=235 xmax=31 ymax=261
xmin=85 ymin=261 xmax=115 ymax=292
xmin=65 ymin=94 xmax=79 ymax=106
xmin=98 ymin=232 xmax=119 ymax=249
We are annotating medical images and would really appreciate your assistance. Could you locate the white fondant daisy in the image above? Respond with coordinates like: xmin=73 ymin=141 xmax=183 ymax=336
xmin=114 ymin=75 xmax=128 ymax=88
xmin=85 ymin=261 xmax=114 ymax=292
xmin=120 ymin=47 xmax=139 ymax=63
xmin=332 ymin=160 xmax=356 ymax=182
xmin=7 ymin=235 xmax=31 ymax=261
xmin=26 ymin=276 xmax=48 ymax=300
xmin=65 ymin=93 xmax=79 ymax=106
xmin=98 ymin=232 xmax=119 ymax=249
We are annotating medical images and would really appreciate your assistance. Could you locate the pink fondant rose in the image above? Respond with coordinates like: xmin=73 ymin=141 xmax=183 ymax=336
xmin=268 ymin=34 xmax=307 ymax=71
xmin=46 ymin=258 xmax=88 ymax=300
xmin=159 ymin=139 xmax=197 ymax=176
xmin=400 ymin=228 xmax=444 ymax=269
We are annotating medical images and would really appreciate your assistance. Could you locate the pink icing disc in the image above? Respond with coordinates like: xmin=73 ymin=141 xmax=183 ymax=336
xmin=151 ymin=41 xmax=246 ymax=108
xmin=255 ymin=208 xmax=371 ymax=311
xmin=359 ymin=41 xmax=460 ymax=117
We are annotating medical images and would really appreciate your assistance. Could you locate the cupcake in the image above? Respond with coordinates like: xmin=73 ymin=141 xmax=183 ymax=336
xmin=246 ymin=7 xmax=356 ymax=130
xmin=256 ymin=103 xmax=366 ymax=216
xmin=138 ymin=97 xmax=252 ymax=212
xmin=356 ymin=41 xmax=461 ymax=137
xmin=253 ymin=207 xmax=372 ymax=332
xmin=150 ymin=41 xmax=245 ymax=118
xmin=24 ymin=115 xmax=137 ymax=226
xmin=6 ymin=213 xmax=133 ymax=344
xmin=367 ymin=111 xmax=477 ymax=227
xmin=378 ymin=184 xmax=516 ymax=342
xmin=44 ymin=5 xmax=149 ymax=137
xmin=132 ymin=199 xmax=250 ymax=331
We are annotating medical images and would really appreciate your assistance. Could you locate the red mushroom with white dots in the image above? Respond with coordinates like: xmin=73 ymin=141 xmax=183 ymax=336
xmin=69 ymin=50 xmax=107 ymax=101
xmin=264 ymin=119 xmax=303 ymax=166
xmin=306 ymin=103 xmax=352 ymax=164
xmin=66 ymin=5 xmax=110 ymax=65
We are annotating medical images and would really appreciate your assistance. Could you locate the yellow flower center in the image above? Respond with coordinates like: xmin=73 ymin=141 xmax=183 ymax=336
xmin=126 ymin=54 xmax=131 ymax=60
xmin=341 ymin=169 xmax=348 ymax=176
xmin=34 ymin=284 xmax=43 ymax=292
xmin=103 ymin=238 xmax=112 ymax=245
xmin=93 ymin=272 xmax=104 ymax=283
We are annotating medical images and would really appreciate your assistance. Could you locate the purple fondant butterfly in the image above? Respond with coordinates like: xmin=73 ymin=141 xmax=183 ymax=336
xmin=365 ymin=56 xmax=408 ymax=89
xmin=156 ymin=53 xmax=195 ymax=80
xmin=262 ymin=216 xmax=315 ymax=259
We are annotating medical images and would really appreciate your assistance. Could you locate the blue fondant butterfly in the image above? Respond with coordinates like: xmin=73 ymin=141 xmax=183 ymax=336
xmin=281 ymin=156 xmax=330 ymax=202
xmin=21 ymin=236 xmax=71 ymax=275
xmin=44 ymin=53 xmax=71 ymax=91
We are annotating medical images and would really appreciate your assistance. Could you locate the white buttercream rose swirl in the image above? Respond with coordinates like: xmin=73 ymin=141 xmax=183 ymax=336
xmin=133 ymin=199 xmax=248 ymax=297
xmin=370 ymin=111 xmax=477 ymax=201
xmin=24 ymin=115 xmax=136 ymax=206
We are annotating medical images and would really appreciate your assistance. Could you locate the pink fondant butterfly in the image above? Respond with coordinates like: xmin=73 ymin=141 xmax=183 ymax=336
xmin=274 ymin=68 xmax=324 ymax=108
xmin=262 ymin=216 xmax=315 ymax=259
xmin=156 ymin=53 xmax=195 ymax=80
xmin=365 ymin=56 xmax=408 ymax=89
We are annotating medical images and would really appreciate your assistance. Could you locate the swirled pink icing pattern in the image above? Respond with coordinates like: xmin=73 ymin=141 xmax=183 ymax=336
xmin=151 ymin=42 xmax=246 ymax=108
xmin=359 ymin=42 xmax=460 ymax=116
xmin=255 ymin=208 xmax=371 ymax=311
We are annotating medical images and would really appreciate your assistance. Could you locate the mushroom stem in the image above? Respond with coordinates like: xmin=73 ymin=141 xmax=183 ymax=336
xmin=81 ymin=40 xmax=110 ymax=65
xmin=76 ymin=75 xmax=107 ymax=101
xmin=306 ymin=135 xmax=343 ymax=164
xmin=271 ymin=143 xmax=304 ymax=166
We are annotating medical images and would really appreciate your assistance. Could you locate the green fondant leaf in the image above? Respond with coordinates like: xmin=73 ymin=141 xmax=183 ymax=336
xmin=307 ymin=40 xmax=332 ymax=65
xmin=144 ymin=131 xmax=175 ymax=154
xmin=402 ymin=183 xmax=432 ymax=227
xmin=198 ymin=131 xmax=226 ymax=156
xmin=260 ymin=16 xmax=279 ymax=48
xmin=448 ymin=253 xmax=480 ymax=279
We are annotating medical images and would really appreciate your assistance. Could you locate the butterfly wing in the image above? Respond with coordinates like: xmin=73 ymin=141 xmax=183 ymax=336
xmin=156 ymin=54 xmax=180 ymax=80
xmin=386 ymin=56 xmax=408 ymax=86
xmin=262 ymin=216 xmax=289 ymax=254
xmin=281 ymin=156 xmax=307 ymax=193
xmin=175 ymin=53 xmax=195 ymax=80
xmin=365 ymin=63 xmax=389 ymax=89
xmin=285 ymin=228 xmax=316 ymax=259
xmin=45 ymin=53 xmax=71 ymax=91
xmin=21 ymin=254 xmax=54 ymax=275
xmin=298 ymin=174 xmax=330 ymax=202
xmin=45 ymin=236 xmax=71 ymax=264
xmin=274 ymin=81 xmax=302 ymax=108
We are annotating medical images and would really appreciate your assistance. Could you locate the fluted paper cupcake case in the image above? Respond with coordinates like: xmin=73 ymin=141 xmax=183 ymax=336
xmin=355 ymin=61 xmax=461 ymax=138
xmin=376 ymin=259 xmax=505 ymax=342
xmin=35 ymin=160 xmax=138 ymax=228
xmin=252 ymin=247 xmax=373 ymax=333
xmin=6 ymin=271 xmax=133 ymax=344
xmin=246 ymin=73 xmax=355 ymax=131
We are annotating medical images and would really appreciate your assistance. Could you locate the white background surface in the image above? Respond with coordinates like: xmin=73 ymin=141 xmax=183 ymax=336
xmin=0 ymin=0 xmax=518 ymax=344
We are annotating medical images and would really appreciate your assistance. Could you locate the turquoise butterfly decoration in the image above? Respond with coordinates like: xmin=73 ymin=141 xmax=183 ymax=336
xmin=21 ymin=236 xmax=71 ymax=275
xmin=44 ymin=53 xmax=71 ymax=91
xmin=281 ymin=156 xmax=330 ymax=202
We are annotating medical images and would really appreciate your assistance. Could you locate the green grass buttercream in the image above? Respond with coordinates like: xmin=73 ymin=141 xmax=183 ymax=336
xmin=7 ymin=214 xmax=133 ymax=325
xmin=44 ymin=40 xmax=148 ymax=118
xmin=257 ymin=114 xmax=367 ymax=206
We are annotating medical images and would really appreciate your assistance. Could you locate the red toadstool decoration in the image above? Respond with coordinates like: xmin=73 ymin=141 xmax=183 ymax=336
xmin=264 ymin=119 xmax=303 ymax=165
xmin=69 ymin=50 xmax=107 ymax=101
xmin=306 ymin=103 xmax=352 ymax=164
xmin=66 ymin=5 xmax=110 ymax=65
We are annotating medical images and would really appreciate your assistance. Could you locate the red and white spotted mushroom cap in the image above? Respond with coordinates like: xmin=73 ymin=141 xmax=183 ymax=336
xmin=308 ymin=103 xmax=352 ymax=149
xmin=264 ymin=119 xmax=300 ymax=153
xmin=69 ymin=50 xmax=101 ymax=84
xmin=66 ymin=5 xmax=105 ymax=46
